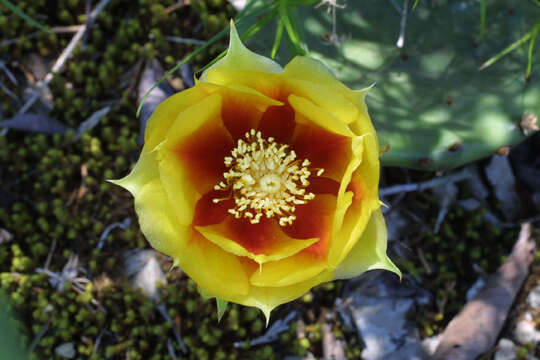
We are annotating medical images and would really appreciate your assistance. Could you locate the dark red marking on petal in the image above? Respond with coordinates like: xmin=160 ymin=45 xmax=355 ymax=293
xmin=291 ymin=122 xmax=351 ymax=181
xmin=221 ymin=217 xmax=280 ymax=255
xmin=308 ymin=177 xmax=340 ymax=196
xmin=174 ymin=118 xmax=234 ymax=194
xmin=282 ymin=196 xmax=335 ymax=258
xmin=221 ymin=95 xmax=262 ymax=142
xmin=192 ymin=190 xmax=234 ymax=227
xmin=257 ymin=98 xmax=296 ymax=143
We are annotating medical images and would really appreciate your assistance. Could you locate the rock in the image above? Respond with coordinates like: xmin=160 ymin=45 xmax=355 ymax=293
xmin=345 ymin=273 xmax=431 ymax=360
xmin=485 ymin=155 xmax=521 ymax=220
xmin=494 ymin=338 xmax=516 ymax=360
xmin=422 ymin=335 xmax=441 ymax=357
xmin=526 ymin=285 xmax=540 ymax=309
xmin=0 ymin=228 xmax=13 ymax=244
xmin=124 ymin=250 xmax=167 ymax=300
xmin=509 ymin=132 xmax=540 ymax=191
xmin=137 ymin=60 xmax=175 ymax=145
xmin=465 ymin=164 xmax=489 ymax=200
xmin=55 ymin=342 xmax=75 ymax=359
xmin=514 ymin=317 xmax=540 ymax=345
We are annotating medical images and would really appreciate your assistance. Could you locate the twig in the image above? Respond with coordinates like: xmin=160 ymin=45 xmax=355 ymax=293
xmin=17 ymin=0 xmax=111 ymax=115
xmin=164 ymin=36 xmax=206 ymax=46
xmin=93 ymin=330 xmax=105 ymax=353
xmin=0 ymin=61 xmax=17 ymax=85
xmin=0 ymin=26 xmax=82 ymax=46
xmin=165 ymin=1 xmax=187 ymax=14
xmin=321 ymin=309 xmax=346 ymax=360
xmin=167 ymin=338 xmax=179 ymax=360
xmin=0 ymin=81 xmax=18 ymax=101
xmin=396 ymin=0 xmax=409 ymax=48
xmin=416 ymin=247 xmax=433 ymax=275
xmin=44 ymin=238 xmax=57 ymax=269
xmin=434 ymin=223 xmax=537 ymax=359
xmin=379 ymin=168 xmax=471 ymax=197
xmin=97 ymin=218 xmax=131 ymax=250
xmin=316 ymin=0 xmax=345 ymax=45
xmin=156 ymin=304 xmax=188 ymax=354
xmin=28 ymin=313 xmax=55 ymax=352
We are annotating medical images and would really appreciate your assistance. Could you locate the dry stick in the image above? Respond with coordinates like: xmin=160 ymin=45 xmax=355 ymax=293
xmin=17 ymin=0 xmax=111 ymax=115
xmin=379 ymin=168 xmax=471 ymax=197
xmin=321 ymin=309 xmax=346 ymax=360
xmin=396 ymin=0 xmax=408 ymax=48
xmin=28 ymin=314 xmax=56 ymax=353
xmin=0 ymin=26 xmax=83 ymax=46
xmin=433 ymin=223 xmax=537 ymax=360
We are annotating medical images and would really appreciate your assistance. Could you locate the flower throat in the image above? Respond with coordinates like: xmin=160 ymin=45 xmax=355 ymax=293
xmin=213 ymin=129 xmax=323 ymax=226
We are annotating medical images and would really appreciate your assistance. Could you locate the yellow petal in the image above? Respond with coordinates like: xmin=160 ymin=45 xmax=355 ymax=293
xmin=328 ymin=134 xmax=381 ymax=267
xmin=287 ymin=78 xmax=359 ymax=125
xmin=283 ymin=56 xmax=377 ymax=138
xmin=157 ymin=93 xmax=232 ymax=212
xmin=333 ymin=209 xmax=401 ymax=279
xmin=200 ymin=21 xmax=282 ymax=83
xmin=144 ymin=86 xmax=209 ymax=151
xmin=195 ymin=220 xmax=318 ymax=265
xmin=134 ymin=179 xmax=189 ymax=257
xmin=230 ymin=269 xmax=334 ymax=322
xmin=175 ymin=230 xmax=251 ymax=298
xmin=332 ymin=136 xmax=363 ymax=246
xmin=249 ymin=252 xmax=327 ymax=288
xmin=288 ymin=95 xmax=355 ymax=137
xmin=354 ymin=132 xmax=380 ymax=203
xmin=109 ymin=151 xmax=159 ymax=197
xmin=196 ymin=82 xmax=283 ymax=111
xmin=283 ymin=56 xmax=350 ymax=93
xmin=199 ymin=69 xmax=282 ymax=99
xmin=348 ymin=85 xmax=378 ymax=139
xmin=155 ymin=149 xmax=198 ymax=227
xmin=161 ymin=93 xmax=223 ymax=146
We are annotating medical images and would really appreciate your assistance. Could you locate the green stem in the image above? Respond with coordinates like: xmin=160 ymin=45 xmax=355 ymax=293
xmin=0 ymin=0 xmax=52 ymax=33
xmin=479 ymin=19 xmax=540 ymax=70
xmin=479 ymin=0 xmax=486 ymax=42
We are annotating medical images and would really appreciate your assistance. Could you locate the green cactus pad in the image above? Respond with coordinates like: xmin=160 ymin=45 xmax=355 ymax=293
xmin=244 ymin=0 xmax=539 ymax=170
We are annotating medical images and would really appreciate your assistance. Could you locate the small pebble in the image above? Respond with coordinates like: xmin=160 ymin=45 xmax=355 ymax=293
xmin=526 ymin=285 xmax=540 ymax=308
xmin=514 ymin=317 xmax=540 ymax=345
xmin=494 ymin=338 xmax=515 ymax=360
xmin=55 ymin=342 xmax=75 ymax=359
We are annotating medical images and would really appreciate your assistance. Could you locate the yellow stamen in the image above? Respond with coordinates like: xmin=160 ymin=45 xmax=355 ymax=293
xmin=214 ymin=129 xmax=323 ymax=226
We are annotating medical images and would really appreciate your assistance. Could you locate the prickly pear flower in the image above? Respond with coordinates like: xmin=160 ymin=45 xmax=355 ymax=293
xmin=111 ymin=22 xmax=400 ymax=320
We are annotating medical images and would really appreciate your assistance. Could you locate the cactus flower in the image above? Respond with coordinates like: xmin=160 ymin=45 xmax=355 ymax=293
xmin=111 ymin=22 xmax=400 ymax=319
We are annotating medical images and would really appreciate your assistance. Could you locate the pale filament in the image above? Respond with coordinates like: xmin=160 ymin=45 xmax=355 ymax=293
xmin=213 ymin=129 xmax=324 ymax=226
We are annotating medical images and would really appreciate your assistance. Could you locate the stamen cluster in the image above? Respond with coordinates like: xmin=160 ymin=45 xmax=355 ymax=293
xmin=213 ymin=129 xmax=323 ymax=226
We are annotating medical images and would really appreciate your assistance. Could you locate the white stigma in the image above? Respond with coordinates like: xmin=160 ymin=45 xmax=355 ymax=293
xmin=213 ymin=129 xmax=323 ymax=226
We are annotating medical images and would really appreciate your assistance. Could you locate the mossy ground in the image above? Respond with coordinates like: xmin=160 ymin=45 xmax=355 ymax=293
xmin=0 ymin=1 xmax=537 ymax=359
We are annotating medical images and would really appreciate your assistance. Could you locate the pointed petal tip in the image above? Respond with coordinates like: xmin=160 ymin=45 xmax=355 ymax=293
xmin=107 ymin=178 xmax=121 ymax=186
xmin=228 ymin=18 xmax=244 ymax=53
xmin=262 ymin=308 xmax=272 ymax=328
xmin=169 ymin=257 xmax=181 ymax=272
xmin=216 ymin=298 xmax=228 ymax=323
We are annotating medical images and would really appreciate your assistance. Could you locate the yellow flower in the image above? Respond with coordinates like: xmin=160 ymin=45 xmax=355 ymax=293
xmin=111 ymin=22 xmax=400 ymax=319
